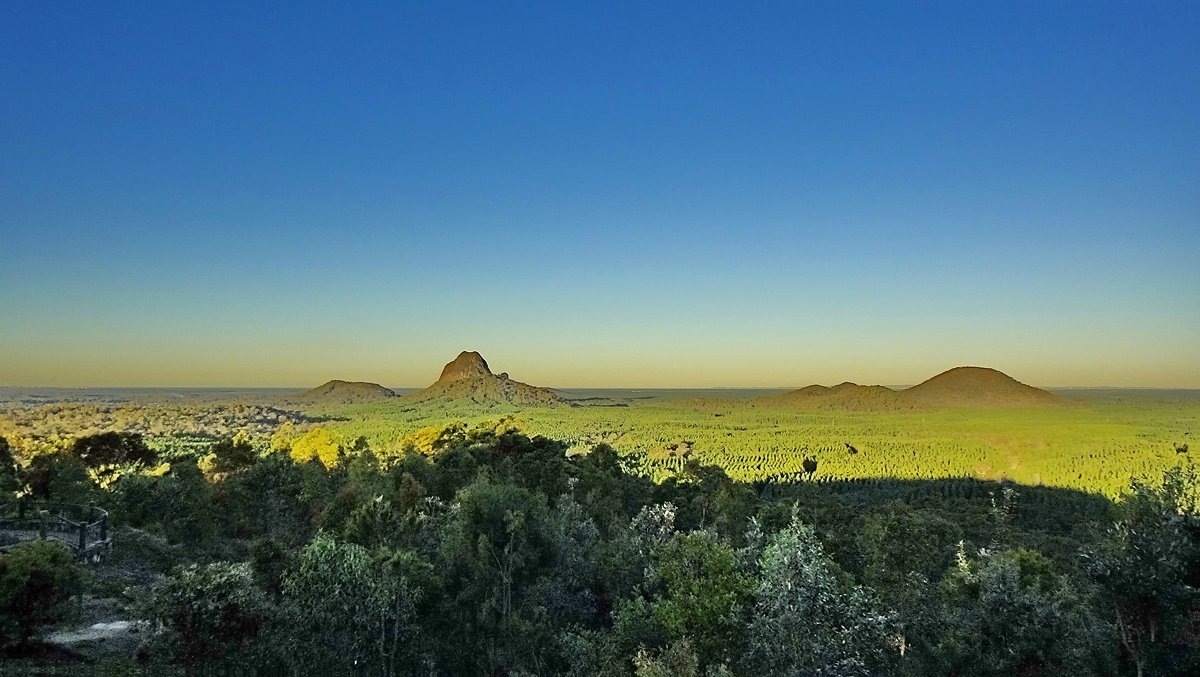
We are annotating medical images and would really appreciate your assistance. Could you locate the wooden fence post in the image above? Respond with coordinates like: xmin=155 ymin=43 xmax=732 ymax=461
xmin=100 ymin=511 xmax=108 ymax=543
xmin=38 ymin=510 xmax=48 ymax=539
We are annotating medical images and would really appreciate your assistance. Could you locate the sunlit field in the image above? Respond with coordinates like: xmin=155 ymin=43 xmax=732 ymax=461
xmin=4 ymin=387 xmax=1193 ymax=499
xmin=306 ymin=389 xmax=1198 ymax=497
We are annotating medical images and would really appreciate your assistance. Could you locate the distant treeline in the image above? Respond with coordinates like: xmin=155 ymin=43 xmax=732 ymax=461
xmin=0 ymin=402 xmax=310 ymax=455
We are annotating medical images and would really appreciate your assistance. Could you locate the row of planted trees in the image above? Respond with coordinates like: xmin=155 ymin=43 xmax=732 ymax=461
xmin=1 ymin=427 xmax=1198 ymax=674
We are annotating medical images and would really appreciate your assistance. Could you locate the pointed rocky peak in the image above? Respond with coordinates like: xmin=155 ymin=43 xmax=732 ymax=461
xmin=438 ymin=351 xmax=492 ymax=382
xmin=410 ymin=351 xmax=565 ymax=406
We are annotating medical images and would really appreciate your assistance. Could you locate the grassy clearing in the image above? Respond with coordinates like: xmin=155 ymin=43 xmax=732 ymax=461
xmin=313 ymin=392 xmax=1197 ymax=497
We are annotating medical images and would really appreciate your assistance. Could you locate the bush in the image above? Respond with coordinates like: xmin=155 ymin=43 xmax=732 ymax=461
xmin=942 ymin=548 xmax=1109 ymax=675
xmin=143 ymin=562 xmax=274 ymax=670
xmin=106 ymin=526 xmax=181 ymax=575
xmin=0 ymin=540 xmax=82 ymax=647
xmin=249 ymin=538 xmax=289 ymax=596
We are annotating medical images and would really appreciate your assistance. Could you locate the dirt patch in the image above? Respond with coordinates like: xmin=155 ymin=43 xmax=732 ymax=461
xmin=47 ymin=620 xmax=144 ymax=645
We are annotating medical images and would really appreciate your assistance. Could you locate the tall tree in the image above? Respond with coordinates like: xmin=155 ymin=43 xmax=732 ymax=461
xmin=744 ymin=518 xmax=894 ymax=676
xmin=1082 ymin=463 xmax=1199 ymax=677
xmin=283 ymin=534 xmax=431 ymax=676
xmin=71 ymin=432 xmax=158 ymax=482
xmin=943 ymin=547 xmax=1110 ymax=676
xmin=437 ymin=476 xmax=557 ymax=673
xmin=857 ymin=504 xmax=963 ymax=672
xmin=648 ymin=530 xmax=752 ymax=670
xmin=0 ymin=437 xmax=18 ymax=496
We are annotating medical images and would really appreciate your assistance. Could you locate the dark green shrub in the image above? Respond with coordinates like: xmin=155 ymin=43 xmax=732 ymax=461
xmin=0 ymin=540 xmax=82 ymax=647
xmin=143 ymin=562 xmax=274 ymax=670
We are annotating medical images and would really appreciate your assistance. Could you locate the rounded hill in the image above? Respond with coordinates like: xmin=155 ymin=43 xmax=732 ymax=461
xmin=297 ymin=380 xmax=397 ymax=404
xmin=901 ymin=366 xmax=1060 ymax=406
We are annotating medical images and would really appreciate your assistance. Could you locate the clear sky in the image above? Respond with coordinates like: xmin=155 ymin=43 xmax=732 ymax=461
xmin=1 ymin=1 xmax=1197 ymax=388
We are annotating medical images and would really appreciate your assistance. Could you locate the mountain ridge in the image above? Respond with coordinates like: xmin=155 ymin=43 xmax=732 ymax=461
xmin=770 ymin=366 xmax=1060 ymax=410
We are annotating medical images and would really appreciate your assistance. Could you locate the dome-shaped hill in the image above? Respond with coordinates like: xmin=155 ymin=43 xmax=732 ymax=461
xmin=901 ymin=366 xmax=1059 ymax=406
xmin=407 ymin=351 xmax=565 ymax=406
xmin=298 ymin=380 xmax=397 ymax=404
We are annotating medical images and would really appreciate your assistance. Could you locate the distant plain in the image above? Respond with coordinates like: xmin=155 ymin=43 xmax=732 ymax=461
xmin=3 ymin=385 xmax=1195 ymax=498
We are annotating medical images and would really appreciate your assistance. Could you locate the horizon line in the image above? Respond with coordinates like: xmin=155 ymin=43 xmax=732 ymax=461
xmin=3 ymin=383 xmax=1200 ymax=391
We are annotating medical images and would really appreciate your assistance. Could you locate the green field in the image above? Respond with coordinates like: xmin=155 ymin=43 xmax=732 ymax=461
xmin=3 ymin=387 xmax=1194 ymax=498
xmin=305 ymin=389 xmax=1198 ymax=498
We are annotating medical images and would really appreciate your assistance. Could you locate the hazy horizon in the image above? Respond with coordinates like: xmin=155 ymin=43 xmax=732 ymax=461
xmin=2 ymin=3 xmax=1197 ymax=389
xmin=2 ymin=355 xmax=1198 ymax=391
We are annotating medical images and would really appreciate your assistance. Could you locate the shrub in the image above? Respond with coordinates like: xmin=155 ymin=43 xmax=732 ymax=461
xmin=143 ymin=562 xmax=273 ymax=669
xmin=0 ymin=540 xmax=82 ymax=647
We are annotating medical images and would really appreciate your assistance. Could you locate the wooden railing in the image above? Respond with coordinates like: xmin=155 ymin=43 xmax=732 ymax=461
xmin=0 ymin=500 xmax=111 ymax=562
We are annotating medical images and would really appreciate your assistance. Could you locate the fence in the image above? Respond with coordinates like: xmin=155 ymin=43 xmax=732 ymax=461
xmin=0 ymin=500 xmax=111 ymax=562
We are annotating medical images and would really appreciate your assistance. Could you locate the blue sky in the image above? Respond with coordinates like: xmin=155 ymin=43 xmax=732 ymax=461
xmin=1 ymin=1 xmax=1197 ymax=387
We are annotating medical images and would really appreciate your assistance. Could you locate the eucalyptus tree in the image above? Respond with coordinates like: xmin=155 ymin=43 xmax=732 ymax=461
xmin=1082 ymin=463 xmax=1199 ymax=677
xmin=743 ymin=518 xmax=894 ymax=676
xmin=282 ymin=534 xmax=432 ymax=676
xmin=942 ymin=547 xmax=1111 ymax=676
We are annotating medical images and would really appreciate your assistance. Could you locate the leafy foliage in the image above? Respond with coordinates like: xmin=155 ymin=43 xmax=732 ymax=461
xmin=648 ymin=530 xmax=751 ymax=668
xmin=941 ymin=548 xmax=1109 ymax=675
xmin=282 ymin=534 xmax=431 ymax=674
xmin=744 ymin=518 xmax=893 ymax=676
xmin=2 ymin=412 xmax=1197 ymax=673
xmin=0 ymin=437 xmax=18 ymax=497
xmin=288 ymin=427 xmax=342 ymax=468
xmin=1082 ymin=462 xmax=1200 ymax=676
xmin=0 ymin=541 xmax=82 ymax=647
xmin=206 ymin=431 xmax=258 ymax=475
xmin=144 ymin=561 xmax=274 ymax=670
xmin=20 ymin=451 xmax=99 ymax=503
